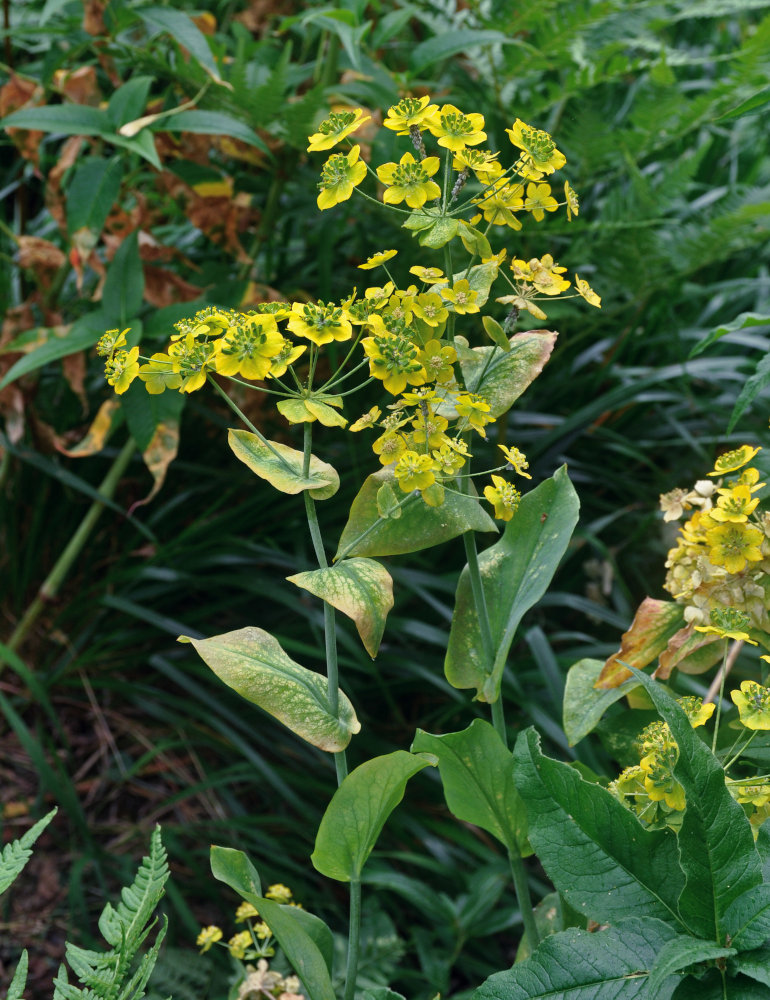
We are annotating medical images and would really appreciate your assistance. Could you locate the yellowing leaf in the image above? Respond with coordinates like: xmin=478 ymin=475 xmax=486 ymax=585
xmin=57 ymin=398 xmax=122 ymax=457
xmin=597 ymin=598 xmax=686 ymax=688
xmin=228 ymin=428 xmax=339 ymax=500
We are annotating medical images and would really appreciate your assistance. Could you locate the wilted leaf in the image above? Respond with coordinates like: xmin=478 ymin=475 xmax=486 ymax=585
xmin=57 ymin=399 xmax=123 ymax=457
xmin=597 ymin=599 xmax=686 ymax=688
xmin=655 ymin=626 xmax=723 ymax=679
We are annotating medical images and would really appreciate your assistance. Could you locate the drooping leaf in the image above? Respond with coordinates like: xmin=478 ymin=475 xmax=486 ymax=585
xmin=228 ymin=429 xmax=339 ymax=500
xmin=688 ymin=311 xmax=770 ymax=358
xmin=66 ymin=156 xmax=124 ymax=236
xmin=0 ymin=310 xmax=107 ymax=391
xmin=0 ymin=104 xmax=109 ymax=135
xmin=210 ymin=846 xmax=335 ymax=1000
xmin=311 ymin=751 xmax=435 ymax=881
xmin=631 ymin=669 xmax=762 ymax=940
xmin=563 ymin=658 xmax=639 ymax=746
xmin=718 ymin=87 xmax=770 ymax=121
xmin=335 ymin=468 xmax=496 ymax=559
xmin=287 ymin=558 xmax=393 ymax=658
xmin=457 ymin=330 xmax=557 ymax=418
xmin=445 ymin=466 xmax=579 ymax=703
xmin=102 ymin=231 xmax=145 ymax=327
xmin=472 ymin=917 xmax=679 ymax=1000
xmin=597 ymin=598 xmax=686 ymax=688
xmin=411 ymin=719 xmax=529 ymax=855
xmin=513 ymin=728 xmax=687 ymax=929
xmin=655 ymin=626 xmax=723 ymax=678
xmin=56 ymin=399 xmax=123 ymax=458
xmin=459 ymin=222 xmax=493 ymax=260
xmin=179 ymin=627 xmax=360 ymax=752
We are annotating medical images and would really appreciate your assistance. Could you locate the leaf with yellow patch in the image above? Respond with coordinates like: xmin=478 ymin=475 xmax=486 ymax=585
xmin=457 ymin=329 xmax=557 ymax=419
xmin=287 ymin=558 xmax=394 ymax=658
xmin=655 ymin=625 xmax=723 ymax=679
xmin=179 ymin=626 xmax=360 ymax=752
xmin=57 ymin=398 xmax=123 ymax=457
xmin=132 ymin=419 xmax=180 ymax=510
xmin=228 ymin=428 xmax=339 ymax=500
xmin=597 ymin=598 xmax=686 ymax=688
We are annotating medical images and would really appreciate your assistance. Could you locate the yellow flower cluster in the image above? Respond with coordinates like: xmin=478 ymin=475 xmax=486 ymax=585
xmin=195 ymin=884 xmax=300 ymax=963
xmin=661 ymin=445 xmax=770 ymax=634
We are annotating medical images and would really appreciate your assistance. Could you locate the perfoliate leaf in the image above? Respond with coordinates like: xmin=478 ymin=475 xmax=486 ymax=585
xmin=457 ymin=330 xmax=557 ymax=418
xmin=472 ymin=917 xmax=679 ymax=1000
xmin=445 ymin=466 xmax=579 ymax=703
xmin=513 ymin=728 xmax=687 ymax=928
xmin=411 ymin=720 xmax=529 ymax=855
xmin=228 ymin=429 xmax=339 ymax=500
xmin=287 ymin=558 xmax=394 ymax=658
xmin=311 ymin=751 xmax=435 ymax=881
xmin=630 ymin=669 xmax=762 ymax=940
xmin=335 ymin=468 xmax=496 ymax=559
xmin=179 ymin=627 xmax=360 ymax=752
xmin=563 ymin=658 xmax=639 ymax=746
xmin=417 ymin=218 xmax=459 ymax=248
xmin=459 ymin=221 xmax=493 ymax=260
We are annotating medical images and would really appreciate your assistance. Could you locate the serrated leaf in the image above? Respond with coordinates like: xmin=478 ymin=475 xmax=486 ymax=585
xmin=7 ymin=949 xmax=28 ymax=1000
xmin=0 ymin=310 xmax=106 ymax=391
xmin=513 ymin=728 xmax=687 ymax=928
xmin=335 ymin=467 xmax=496 ymax=559
xmin=66 ymin=156 xmax=124 ymax=236
xmin=0 ymin=809 xmax=57 ymax=896
xmin=458 ymin=330 xmax=557 ymax=417
xmin=228 ymin=429 xmax=339 ymax=500
xmin=445 ymin=466 xmax=579 ymax=703
xmin=472 ymin=918 xmax=679 ymax=1000
xmin=630 ymin=669 xmax=762 ymax=940
xmin=411 ymin=719 xmax=529 ymax=855
xmin=179 ymin=626 xmax=360 ymax=751
xmin=563 ymin=658 xmax=640 ymax=746
xmin=311 ymin=751 xmax=435 ymax=881
xmin=647 ymin=937 xmax=735 ymax=995
xmin=410 ymin=28 xmax=518 ymax=73
xmin=721 ymin=884 xmax=770 ymax=951
xmin=160 ymin=110 xmax=269 ymax=153
xmin=287 ymin=558 xmax=393 ymax=658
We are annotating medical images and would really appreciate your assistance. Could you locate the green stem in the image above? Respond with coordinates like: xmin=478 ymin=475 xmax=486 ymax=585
xmin=343 ymin=876 xmax=362 ymax=1000
xmin=207 ymin=376 xmax=296 ymax=475
xmin=334 ymin=490 xmax=417 ymax=563
xmin=4 ymin=437 xmax=136 ymax=660
xmin=302 ymin=425 xmax=347 ymax=784
xmin=509 ymin=847 xmax=540 ymax=952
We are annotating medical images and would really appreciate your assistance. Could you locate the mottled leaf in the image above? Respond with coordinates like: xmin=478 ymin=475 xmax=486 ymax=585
xmin=57 ymin=399 xmax=123 ymax=457
xmin=228 ymin=429 xmax=339 ymax=500
xmin=458 ymin=330 xmax=557 ymax=418
xmin=563 ymin=658 xmax=640 ymax=746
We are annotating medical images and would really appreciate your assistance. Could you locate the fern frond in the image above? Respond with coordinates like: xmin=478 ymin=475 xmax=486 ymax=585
xmin=0 ymin=808 xmax=57 ymax=895
xmin=5 ymin=949 xmax=28 ymax=1000
xmin=145 ymin=947 xmax=212 ymax=1000
xmin=117 ymin=917 xmax=168 ymax=1000
xmin=98 ymin=827 xmax=168 ymax=951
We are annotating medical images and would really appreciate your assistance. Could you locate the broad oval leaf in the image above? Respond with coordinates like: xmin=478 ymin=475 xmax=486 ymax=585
xmin=311 ymin=751 xmax=435 ymax=881
xmin=715 ymin=883 xmax=770 ymax=951
xmin=445 ymin=466 xmax=579 ymax=703
xmin=458 ymin=330 xmax=557 ymax=418
xmin=411 ymin=719 xmax=529 ymax=855
xmin=335 ymin=468 xmax=496 ymax=559
xmin=563 ymin=658 xmax=639 ymax=747
xmin=228 ymin=429 xmax=339 ymax=500
xmin=287 ymin=558 xmax=394 ymax=658
xmin=179 ymin=627 xmax=360 ymax=752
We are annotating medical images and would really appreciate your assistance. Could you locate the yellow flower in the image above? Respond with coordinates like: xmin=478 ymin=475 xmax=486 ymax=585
xmin=235 ymin=901 xmax=259 ymax=922
xmin=196 ymin=925 xmax=223 ymax=953
xmin=394 ymin=450 xmax=436 ymax=493
xmin=452 ymin=148 xmax=500 ymax=180
xmin=215 ymin=316 xmax=285 ymax=380
xmin=694 ymin=606 xmax=757 ymax=643
xmin=731 ymin=680 xmax=770 ymax=730
xmin=640 ymin=750 xmax=686 ymax=811
xmin=228 ymin=931 xmax=252 ymax=959
xmin=168 ymin=334 xmax=218 ymax=393
xmin=708 ymin=445 xmax=761 ymax=476
xmin=455 ymin=393 xmax=493 ymax=437
xmin=349 ymin=406 xmax=382 ymax=432
xmin=506 ymin=119 xmax=566 ymax=175
xmin=498 ymin=444 xmax=531 ymax=478
xmin=265 ymin=883 xmax=293 ymax=903
xmin=372 ymin=427 xmax=407 ymax=466
xmin=287 ymin=301 xmax=352 ymax=346
xmin=358 ymin=250 xmax=398 ymax=270
xmin=138 ymin=353 xmax=182 ymax=395
xmin=307 ymin=108 xmax=370 ymax=152
xmin=376 ymin=152 xmax=441 ymax=209
xmin=575 ymin=275 xmax=601 ymax=307
xmin=710 ymin=484 xmax=759 ymax=523
xmin=410 ymin=408 xmax=448 ymax=449
xmin=317 ymin=145 xmax=367 ymax=210
xmin=96 ymin=327 xmax=129 ymax=357
xmin=411 ymin=292 xmax=449 ymax=327
xmin=564 ymin=180 xmax=579 ymax=221
xmin=362 ymin=329 xmax=425 ymax=395
xmin=471 ymin=184 xmax=523 ymax=229
xmin=483 ymin=475 xmax=521 ymax=521
xmin=268 ymin=342 xmax=306 ymax=378
xmin=104 ymin=346 xmax=140 ymax=395
xmin=409 ymin=265 xmax=446 ymax=282
xmin=706 ymin=521 xmax=764 ymax=573
xmin=731 ymin=782 xmax=770 ymax=807
xmin=512 ymin=255 xmax=570 ymax=295
xmin=383 ymin=95 xmax=440 ymax=134
xmin=417 ymin=339 xmax=456 ymax=383
xmin=432 ymin=441 xmax=468 ymax=475
xmin=676 ymin=695 xmax=715 ymax=728
xmin=440 ymin=279 xmax=480 ymax=314
xmin=512 ymin=182 xmax=559 ymax=221
xmin=426 ymin=104 xmax=486 ymax=151
xmin=254 ymin=921 xmax=272 ymax=940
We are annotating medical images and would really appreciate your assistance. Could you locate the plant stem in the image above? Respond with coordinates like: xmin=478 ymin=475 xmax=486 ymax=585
xmin=711 ymin=641 xmax=731 ymax=754
xmin=4 ymin=437 xmax=136 ymax=662
xmin=302 ymin=424 xmax=347 ymax=784
xmin=509 ymin=848 xmax=540 ymax=952
xmin=207 ymin=376 xmax=297 ymax=475
xmin=343 ymin=876 xmax=362 ymax=1000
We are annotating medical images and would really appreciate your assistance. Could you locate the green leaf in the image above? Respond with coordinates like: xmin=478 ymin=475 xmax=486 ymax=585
xmin=563 ymin=658 xmax=640 ymax=746
xmin=7 ymin=949 xmax=28 ymax=1000
xmin=411 ymin=719 xmax=529 ymax=855
xmin=402 ymin=207 xmax=440 ymax=232
xmin=481 ymin=315 xmax=510 ymax=352
xmin=647 ymin=937 xmax=735 ymax=995
xmin=210 ymin=847 xmax=336 ymax=1000
xmin=417 ymin=218 xmax=459 ymax=248
xmin=0 ymin=310 xmax=106 ymax=391
xmin=457 ymin=330 xmax=557 ymax=418
xmin=102 ymin=231 xmax=144 ymax=327
xmin=445 ymin=466 xmax=579 ymax=703
xmin=472 ymin=917 xmax=679 ymax=1000
xmin=721 ymin=884 xmax=770 ymax=951
xmin=463 ymin=258 xmax=500 ymax=308
xmin=120 ymin=360 xmax=186 ymax=453
xmin=311 ymin=751 xmax=435 ymax=881
xmin=287 ymin=558 xmax=393 ymax=658
xmin=0 ymin=808 xmax=57 ymax=896
xmin=718 ymin=87 xmax=770 ymax=120
xmin=513 ymin=728 xmax=687 ymax=928
xmin=728 ymin=351 xmax=770 ymax=432
xmin=138 ymin=7 xmax=225 ymax=84
xmin=688 ymin=311 xmax=770 ymax=358
xmin=179 ymin=627 xmax=360 ymax=752
xmin=109 ymin=126 xmax=163 ymax=169
xmin=730 ymin=945 xmax=770 ymax=987
xmin=66 ymin=156 xmax=124 ymax=236
xmin=160 ymin=110 xmax=270 ymax=154
xmin=673 ymin=970 xmax=770 ymax=998
xmin=0 ymin=104 xmax=109 ymax=135
xmin=335 ymin=468 xmax=496 ymax=559
xmin=107 ymin=76 xmax=154 ymax=129
xmin=757 ymin=821 xmax=770 ymax=881
xmin=630 ymin=669 xmax=762 ymax=940
xmin=459 ymin=221 xmax=493 ymax=260
xmin=409 ymin=28 xmax=518 ymax=73
xmin=228 ymin=429 xmax=339 ymax=500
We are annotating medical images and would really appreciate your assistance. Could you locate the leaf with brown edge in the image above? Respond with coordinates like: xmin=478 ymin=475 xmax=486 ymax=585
xmin=596 ymin=598 xmax=686 ymax=688
xmin=655 ymin=625 xmax=723 ymax=680
xmin=57 ymin=399 xmax=123 ymax=457
xmin=287 ymin=558 xmax=394 ymax=658
xmin=457 ymin=330 xmax=557 ymax=419
xmin=130 ymin=419 xmax=181 ymax=512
